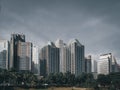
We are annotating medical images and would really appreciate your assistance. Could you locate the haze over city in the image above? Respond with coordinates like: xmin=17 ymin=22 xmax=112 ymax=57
xmin=0 ymin=0 xmax=120 ymax=63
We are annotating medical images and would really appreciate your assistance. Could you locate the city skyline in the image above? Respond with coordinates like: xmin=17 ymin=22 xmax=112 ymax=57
xmin=0 ymin=33 xmax=120 ymax=76
xmin=0 ymin=0 xmax=120 ymax=63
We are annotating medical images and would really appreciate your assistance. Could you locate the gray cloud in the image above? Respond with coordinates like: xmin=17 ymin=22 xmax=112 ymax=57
xmin=0 ymin=0 xmax=120 ymax=63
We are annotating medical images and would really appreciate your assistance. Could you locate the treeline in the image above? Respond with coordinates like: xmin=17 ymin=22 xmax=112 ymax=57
xmin=41 ymin=72 xmax=96 ymax=88
xmin=0 ymin=68 xmax=38 ymax=88
xmin=43 ymin=72 xmax=120 ymax=89
xmin=97 ymin=73 xmax=120 ymax=89
xmin=0 ymin=68 xmax=120 ymax=90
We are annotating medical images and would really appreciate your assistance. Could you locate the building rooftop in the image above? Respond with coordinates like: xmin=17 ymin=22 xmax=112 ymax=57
xmin=68 ymin=39 xmax=83 ymax=46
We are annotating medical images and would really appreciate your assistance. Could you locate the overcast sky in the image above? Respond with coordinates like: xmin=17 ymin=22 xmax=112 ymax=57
xmin=0 ymin=0 xmax=120 ymax=63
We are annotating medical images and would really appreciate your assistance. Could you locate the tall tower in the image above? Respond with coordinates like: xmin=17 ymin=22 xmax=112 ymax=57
xmin=68 ymin=39 xmax=85 ymax=76
xmin=40 ymin=42 xmax=59 ymax=76
xmin=0 ymin=39 xmax=9 ymax=69
xmin=97 ymin=53 xmax=112 ymax=75
xmin=111 ymin=56 xmax=120 ymax=72
xmin=32 ymin=45 xmax=40 ymax=75
xmin=55 ymin=39 xmax=71 ymax=73
xmin=17 ymin=42 xmax=32 ymax=71
xmin=10 ymin=33 xmax=25 ymax=70
xmin=55 ymin=39 xmax=64 ymax=73
xmin=55 ymin=39 xmax=70 ymax=73
xmin=85 ymin=55 xmax=92 ymax=73
xmin=62 ymin=44 xmax=71 ymax=73
xmin=91 ymin=59 xmax=97 ymax=73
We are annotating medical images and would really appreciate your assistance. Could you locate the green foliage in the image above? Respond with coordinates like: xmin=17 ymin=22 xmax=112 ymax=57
xmin=45 ymin=72 xmax=95 ymax=87
xmin=97 ymin=72 xmax=120 ymax=89
xmin=109 ymin=72 xmax=120 ymax=89
xmin=0 ymin=68 xmax=38 ymax=87
xmin=44 ymin=72 xmax=120 ymax=89
xmin=0 ymin=67 xmax=120 ymax=89
xmin=97 ymin=74 xmax=111 ymax=87
xmin=76 ymin=73 xmax=95 ymax=88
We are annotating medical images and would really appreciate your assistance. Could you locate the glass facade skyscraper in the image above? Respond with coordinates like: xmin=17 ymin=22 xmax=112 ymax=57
xmin=55 ymin=39 xmax=70 ymax=73
xmin=40 ymin=42 xmax=59 ymax=76
xmin=10 ymin=34 xmax=25 ymax=70
xmin=85 ymin=55 xmax=92 ymax=73
xmin=17 ymin=42 xmax=32 ymax=71
xmin=68 ymin=39 xmax=85 ymax=76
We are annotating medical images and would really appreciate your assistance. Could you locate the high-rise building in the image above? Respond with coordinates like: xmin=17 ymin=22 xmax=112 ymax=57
xmin=85 ymin=55 xmax=92 ymax=73
xmin=97 ymin=53 xmax=112 ymax=75
xmin=91 ymin=59 xmax=97 ymax=73
xmin=39 ymin=47 xmax=47 ymax=76
xmin=91 ymin=59 xmax=97 ymax=79
xmin=55 ymin=39 xmax=64 ymax=73
xmin=32 ymin=45 xmax=40 ymax=75
xmin=17 ymin=42 xmax=32 ymax=71
xmin=40 ymin=42 xmax=59 ymax=76
xmin=10 ymin=34 xmax=25 ymax=70
xmin=111 ymin=56 xmax=120 ymax=72
xmin=0 ymin=39 xmax=9 ymax=69
xmin=55 ymin=39 xmax=70 ymax=73
xmin=68 ymin=39 xmax=85 ymax=76
xmin=63 ymin=44 xmax=71 ymax=73
xmin=40 ymin=39 xmax=85 ymax=76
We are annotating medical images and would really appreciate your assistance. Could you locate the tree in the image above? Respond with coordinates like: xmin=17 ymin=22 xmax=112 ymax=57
xmin=109 ymin=72 xmax=120 ymax=89
xmin=76 ymin=73 xmax=95 ymax=88
xmin=64 ymin=72 xmax=75 ymax=86
xmin=85 ymin=73 xmax=95 ymax=88
xmin=97 ymin=74 xmax=111 ymax=87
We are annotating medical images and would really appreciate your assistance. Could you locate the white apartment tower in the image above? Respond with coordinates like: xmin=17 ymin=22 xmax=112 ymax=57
xmin=55 ymin=39 xmax=64 ymax=72
xmin=32 ymin=45 xmax=40 ymax=75
xmin=97 ymin=53 xmax=112 ymax=75
xmin=55 ymin=39 xmax=70 ymax=73
xmin=91 ymin=59 xmax=97 ymax=73
xmin=0 ymin=40 xmax=9 ymax=69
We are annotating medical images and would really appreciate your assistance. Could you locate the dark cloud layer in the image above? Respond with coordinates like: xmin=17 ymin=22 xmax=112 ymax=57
xmin=0 ymin=0 xmax=120 ymax=63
